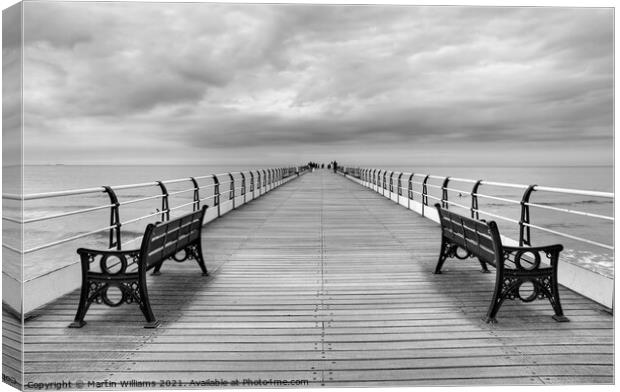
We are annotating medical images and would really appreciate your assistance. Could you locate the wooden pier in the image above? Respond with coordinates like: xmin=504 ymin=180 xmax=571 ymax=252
xmin=7 ymin=171 xmax=614 ymax=387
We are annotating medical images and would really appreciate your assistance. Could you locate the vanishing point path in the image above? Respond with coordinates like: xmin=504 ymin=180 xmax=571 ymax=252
xmin=14 ymin=171 xmax=613 ymax=387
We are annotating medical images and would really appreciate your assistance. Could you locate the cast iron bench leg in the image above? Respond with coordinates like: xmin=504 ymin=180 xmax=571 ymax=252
xmin=484 ymin=269 xmax=511 ymax=324
xmin=541 ymin=273 xmax=569 ymax=322
xmin=194 ymin=243 xmax=209 ymax=276
xmin=152 ymin=260 xmax=164 ymax=276
xmin=478 ymin=258 xmax=490 ymax=274
xmin=68 ymin=279 xmax=91 ymax=328
xmin=484 ymin=271 xmax=569 ymax=324
xmin=434 ymin=238 xmax=450 ymax=274
xmin=136 ymin=280 xmax=160 ymax=328
xmin=152 ymin=243 xmax=208 ymax=276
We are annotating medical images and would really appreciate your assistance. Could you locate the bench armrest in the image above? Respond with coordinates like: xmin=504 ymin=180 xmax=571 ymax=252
xmin=77 ymin=247 xmax=142 ymax=273
xmin=502 ymin=244 xmax=563 ymax=254
xmin=77 ymin=247 xmax=141 ymax=258
xmin=501 ymin=244 xmax=563 ymax=270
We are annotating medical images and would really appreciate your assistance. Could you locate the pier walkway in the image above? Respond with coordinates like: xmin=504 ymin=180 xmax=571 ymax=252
xmin=15 ymin=171 xmax=613 ymax=387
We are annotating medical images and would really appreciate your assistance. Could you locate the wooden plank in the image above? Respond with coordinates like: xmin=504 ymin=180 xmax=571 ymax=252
xmin=24 ymin=344 xmax=614 ymax=363
xmin=26 ymin=353 xmax=614 ymax=372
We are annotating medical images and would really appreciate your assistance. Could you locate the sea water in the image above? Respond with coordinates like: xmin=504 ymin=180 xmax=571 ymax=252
xmin=7 ymin=164 xmax=614 ymax=281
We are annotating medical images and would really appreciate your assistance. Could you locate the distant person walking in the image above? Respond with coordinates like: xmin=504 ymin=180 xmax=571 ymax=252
xmin=333 ymin=160 xmax=338 ymax=173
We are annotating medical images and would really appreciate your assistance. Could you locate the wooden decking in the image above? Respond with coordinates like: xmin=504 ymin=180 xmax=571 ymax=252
xmin=12 ymin=171 xmax=614 ymax=388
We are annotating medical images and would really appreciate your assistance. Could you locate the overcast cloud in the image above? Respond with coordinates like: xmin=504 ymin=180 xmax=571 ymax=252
xmin=20 ymin=2 xmax=613 ymax=166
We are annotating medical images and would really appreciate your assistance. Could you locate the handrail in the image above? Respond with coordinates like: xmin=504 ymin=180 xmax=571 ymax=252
xmin=23 ymin=224 xmax=117 ymax=254
xmin=342 ymin=166 xmax=613 ymax=251
xmin=119 ymin=194 xmax=163 ymax=206
xmin=524 ymin=222 xmax=613 ymax=250
xmin=533 ymin=185 xmax=613 ymax=198
xmin=2 ymin=166 xmax=308 ymax=258
xmin=474 ymin=208 xmax=521 ymax=224
xmin=4 ymin=187 xmax=104 ymax=201
xmin=4 ymin=204 xmax=114 ymax=224
xmin=475 ymin=193 xmax=522 ymax=205
xmin=525 ymin=201 xmax=614 ymax=221
xmin=443 ymin=186 xmax=472 ymax=195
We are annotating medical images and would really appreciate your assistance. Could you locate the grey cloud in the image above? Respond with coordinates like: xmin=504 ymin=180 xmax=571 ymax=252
xmin=161 ymin=87 xmax=610 ymax=151
xmin=19 ymin=3 xmax=613 ymax=166
xmin=23 ymin=2 xmax=107 ymax=48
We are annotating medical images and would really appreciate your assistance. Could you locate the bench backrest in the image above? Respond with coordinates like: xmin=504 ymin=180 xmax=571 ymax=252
xmin=435 ymin=204 xmax=502 ymax=267
xmin=139 ymin=206 xmax=208 ymax=271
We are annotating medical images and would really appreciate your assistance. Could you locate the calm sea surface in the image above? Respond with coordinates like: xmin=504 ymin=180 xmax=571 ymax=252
xmin=7 ymin=164 xmax=614 ymax=280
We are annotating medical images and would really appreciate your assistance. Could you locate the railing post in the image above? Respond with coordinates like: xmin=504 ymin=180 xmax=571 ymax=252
xmin=267 ymin=169 xmax=272 ymax=190
xmin=229 ymin=173 xmax=235 ymax=209
xmin=262 ymin=169 xmax=267 ymax=190
xmin=249 ymin=171 xmax=255 ymax=199
xmin=376 ymin=169 xmax=381 ymax=193
xmin=383 ymin=170 xmax=390 ymax=196
xmin=408 ymin=173 xmax=414 ymax=210
xmin=398 ymin=172 xmax=404 ymax=198
xmin=422 ymin=175 xmax=430 ymax=216
xmin=213 ymin=175 xmax=221 ymax=217
xmin=441 ymin=177 xmax=450 ymax=209
xmin=389 ymin=172 xmax=394 ymax=197
xmin=190 ymin=177 xmax=200 ymax=211
xmin=257 ymin=170 xmax=262 ymax=194
xmin=471 ymin=180 xmax=482 ymax=219
xmin=519 ymin=185 xmax=537 ymax=246
xmin=240 ymin=172 xmax=246 ymax=204
xmin=156 ymin=181 xmax=170 ymax=221
xmin=103 ymin=186 xmax=121 ymax=250
xmin=383 ymin=171 xmax=387 ymax=196
xmin=372 ymin=169 xmax=377 ymax=187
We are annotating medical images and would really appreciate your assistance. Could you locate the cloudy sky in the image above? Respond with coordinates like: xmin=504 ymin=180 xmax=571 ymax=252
xmin=19 ymin=2 xmax=613 ymax=166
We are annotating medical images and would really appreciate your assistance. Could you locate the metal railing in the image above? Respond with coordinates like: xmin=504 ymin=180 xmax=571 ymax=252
xmin=341 ymin=166 xmax=613 ymax=251
xmin=3 ymin=166 xmax=308 ymax=256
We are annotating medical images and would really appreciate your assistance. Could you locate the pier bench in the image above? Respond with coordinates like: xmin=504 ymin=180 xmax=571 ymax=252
xmin=69 ymin=206 xmax=209 ymax=329
xmin=434 ymin=204 xmax=568 ymax=323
